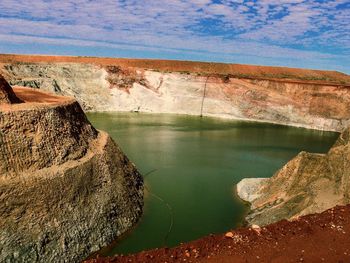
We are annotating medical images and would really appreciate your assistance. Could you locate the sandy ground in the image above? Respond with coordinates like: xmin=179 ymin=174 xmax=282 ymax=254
xmin=0 ymin=86 xmax=74 ymax=112
xmin=12 ymin=86 xmax=70 ymax=104
xmin=86 ymin=205 xmax=350 ymax=263
xmin=1 ymin=54 xmax=349 ymax=85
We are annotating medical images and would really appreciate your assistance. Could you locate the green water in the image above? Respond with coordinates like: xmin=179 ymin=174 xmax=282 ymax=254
xmin=87 ymin=112 xmax=338 ymax=256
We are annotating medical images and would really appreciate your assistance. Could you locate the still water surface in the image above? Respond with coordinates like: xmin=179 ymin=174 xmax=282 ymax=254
xmin=87 ymin=112 xmax=338 ymax=256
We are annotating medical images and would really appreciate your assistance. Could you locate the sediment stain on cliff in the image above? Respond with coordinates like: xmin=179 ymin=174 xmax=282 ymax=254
xmin=1 ymin=55 xmax=350 ymax=132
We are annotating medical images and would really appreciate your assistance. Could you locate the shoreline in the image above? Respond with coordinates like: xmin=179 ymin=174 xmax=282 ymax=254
xmin=85 ymin=204 xmax=350 ymax=263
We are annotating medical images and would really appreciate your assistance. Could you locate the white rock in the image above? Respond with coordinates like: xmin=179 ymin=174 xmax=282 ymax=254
xmin=236 ymin=178 xmax=269 ymax=203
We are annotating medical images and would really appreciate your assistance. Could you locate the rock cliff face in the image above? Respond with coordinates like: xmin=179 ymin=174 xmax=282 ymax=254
xmin=0 ymin=79 xmax=143 ymax=262
xmin=1 ymin=55 xmax=350 ymax=260
xmin=1 ymin=57 xmax=350 ymax=132
xmin=0 ymin=75 xmax=22 ymax=104
xmin=237 ymin=127 xmax=350 ymax=226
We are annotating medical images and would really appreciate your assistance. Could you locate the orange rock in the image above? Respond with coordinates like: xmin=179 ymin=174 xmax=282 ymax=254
xmin=225 ymin=232 xmax=234 ymax=238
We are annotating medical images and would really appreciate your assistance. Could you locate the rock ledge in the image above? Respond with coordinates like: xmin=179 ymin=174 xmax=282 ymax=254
xmin=0 ymin=78 xmax=143 ymax=262
xmin=237 ymin=127 xmax=350 ymax=226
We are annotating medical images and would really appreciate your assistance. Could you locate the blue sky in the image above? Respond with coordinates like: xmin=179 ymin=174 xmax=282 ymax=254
xmin=0 ymin=0 xmax=349 ymax=73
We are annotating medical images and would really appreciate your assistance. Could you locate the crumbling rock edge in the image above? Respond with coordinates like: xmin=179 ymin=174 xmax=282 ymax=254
xmin=237 ymin=126 xmax=350 ymax=226
xmin=0 ymin=84 xmax=144 ymax=263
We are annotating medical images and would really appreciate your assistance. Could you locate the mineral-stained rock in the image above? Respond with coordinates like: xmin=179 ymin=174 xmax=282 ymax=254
xmin=237 ymin=127 xmax=350 ymax=226
xmin=1 ymin=58 xmax=350 ymax=132
xmin=0 ymin=82 xmax=143 ymax=262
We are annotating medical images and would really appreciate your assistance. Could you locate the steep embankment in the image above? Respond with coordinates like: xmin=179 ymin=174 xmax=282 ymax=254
xmin=1 ymin=54 xmax=350 ymax=131
xmin=0 ymin=72 xmax=22 ymax=103
xmin=237 ymin=126 xmax=350 ymax=226
xmin=2 ymin=55 xmax=349 ymax=262
xmin=0 ymin=75 xmax=143 ymax=262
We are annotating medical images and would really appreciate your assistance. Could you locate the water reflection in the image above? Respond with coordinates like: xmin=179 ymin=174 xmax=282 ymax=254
xmin=87 ymin=112 xmax=338 ymax=255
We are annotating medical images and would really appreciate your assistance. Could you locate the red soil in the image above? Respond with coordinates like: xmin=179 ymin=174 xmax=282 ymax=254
xmin=12 ymin=86 xmax=69 ymax=104
xmin=86 ymin=205 xmax=350 ymax=263
xmin=0 ymin=54 xmax=349 ymax=85
xmin=0 ymin=86 xmax=74 ymax=112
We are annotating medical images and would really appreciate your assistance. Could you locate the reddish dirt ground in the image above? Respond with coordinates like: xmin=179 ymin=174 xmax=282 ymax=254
xmin=86 ymin=205 xmax=350 ymax=263
xmin=1 ymin=54 xmax=349 ymax=85
xmin=12 ymin=86 xmax=70 ymax=104
xmin=0 ymin=86 xmax=73 ymax=112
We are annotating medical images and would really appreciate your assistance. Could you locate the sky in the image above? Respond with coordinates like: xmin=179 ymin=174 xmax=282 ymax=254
xmin=0 ymin=0 xmax=349 ymax=73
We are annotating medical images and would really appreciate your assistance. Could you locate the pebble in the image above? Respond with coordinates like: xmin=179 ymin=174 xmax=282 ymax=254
xmin=225 ymin=232 xmax=234 ymax=238
xmin=252 ymin=224 xmax=262 ymax=235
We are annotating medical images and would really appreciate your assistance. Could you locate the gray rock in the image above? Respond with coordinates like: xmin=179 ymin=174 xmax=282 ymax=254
xmin=0 ymin=82 xmax=143 ymax=262
xmin=236 ymin=178 xmax=269 ymax=204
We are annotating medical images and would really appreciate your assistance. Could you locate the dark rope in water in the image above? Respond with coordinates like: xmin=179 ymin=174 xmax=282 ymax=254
xmin=200 ymin=76 xmax=210 ymax=117
xmin=143 ymin=169 xmax=174 ymax=246
xmin=143 ymin=169 xmax=158 ymax=178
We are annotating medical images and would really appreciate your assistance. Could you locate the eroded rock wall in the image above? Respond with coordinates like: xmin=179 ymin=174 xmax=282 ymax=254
xmin=2 ymin=63 xmax=112 ymax=111
xmin=0 ymin=74 xmax=21 ymax=104
xmin=0 ymin=100 xmax=97 ymax=174
xmin=2 ymin=62 xmax=350 ymax=131
xmin=0 ymin=86 xmax=143 ymax=262
xmin=237 ymin=127 xmax=350 ymax=226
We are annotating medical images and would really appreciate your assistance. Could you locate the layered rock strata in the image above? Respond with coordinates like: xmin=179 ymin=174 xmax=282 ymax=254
xmin=0 ymin=78 xmax=143 ymax=262
xmin=237 ymin=127 xmax=350 ymax=226
xmin=1 ymin=61 xmax=350 ymax=132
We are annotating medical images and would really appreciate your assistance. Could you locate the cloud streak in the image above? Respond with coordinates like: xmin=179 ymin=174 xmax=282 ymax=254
xmin=0 ymin=0 xmax=349 ymax=72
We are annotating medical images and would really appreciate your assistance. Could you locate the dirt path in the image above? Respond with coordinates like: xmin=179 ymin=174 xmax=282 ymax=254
xmin=86 ymin=205 xmax=350 ymax=263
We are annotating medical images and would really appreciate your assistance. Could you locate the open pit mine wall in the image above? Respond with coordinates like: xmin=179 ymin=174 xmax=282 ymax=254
xmin=0 ymin=92 xmax=143 ymax=263
xmin=2 ymin=62 xmax=350 ymax=132
xmin=237 ymin=126 xmax=350 ymax=227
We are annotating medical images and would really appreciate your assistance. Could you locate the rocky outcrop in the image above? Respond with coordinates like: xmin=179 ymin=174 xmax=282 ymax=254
xmin=2 ymin=63 xmax=112 ymax=111
xmin=1 ymin=59 xmax=350 ymax=132
xmin=2 ymin=55 xmax=350 ymax=261
xmin=0 ymin=74 xmax=22 ymax=104
xmin=237 ymin=127 xmax=350 ymax=226
xmin=236 ymin=178 xmax=269 ymax=203
xmin=0 ymin=79 xmax=143 ymax=262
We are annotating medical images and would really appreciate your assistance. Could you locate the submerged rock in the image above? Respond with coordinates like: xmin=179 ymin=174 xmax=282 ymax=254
xmin=237 ymin=127 xmax=350 ymax=226
xmin=0 ymin=77 xmax=143 ymax=262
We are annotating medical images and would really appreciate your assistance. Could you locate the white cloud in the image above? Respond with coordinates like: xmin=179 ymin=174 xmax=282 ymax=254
xmin=0 ymin=0 xmax=348 ymax=69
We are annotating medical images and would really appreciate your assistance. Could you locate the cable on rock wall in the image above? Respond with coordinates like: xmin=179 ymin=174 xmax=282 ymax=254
xmin=200 ymin=76 xmax=210 ymax=117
